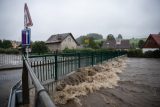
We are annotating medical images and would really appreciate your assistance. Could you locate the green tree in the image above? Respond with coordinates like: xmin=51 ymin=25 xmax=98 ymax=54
xmin=106 ymin=34 xmax=115 ymax=41
xmin=32 ymin=41 xmax=49 ymax=54
xmin=88 ymin=37 xmax=98 ymax=49
xmin=2 ymin=40 xmax=12 ymax=49
xmin=117 ymin=34 xmax=123 ymax=39
xmin=138 ymin=40 xmax=145 ymax=49
xmin=0 ymin=40 xmax=2 ymax=48
xmin=131 ymin=43 xmax=136 ymax=49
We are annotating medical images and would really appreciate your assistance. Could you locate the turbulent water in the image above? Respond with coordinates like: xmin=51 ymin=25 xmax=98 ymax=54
xmin=53 ymin=58 xmax=160 ymax=107
xmin=53 ymin=57 xmax=127 ymax=105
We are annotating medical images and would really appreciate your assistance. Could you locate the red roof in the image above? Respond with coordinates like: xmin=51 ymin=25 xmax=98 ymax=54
xmin=143 ymin=34 xmax=160 ymax=48
xmin=151 ymin=34 xmax=160 ymax=46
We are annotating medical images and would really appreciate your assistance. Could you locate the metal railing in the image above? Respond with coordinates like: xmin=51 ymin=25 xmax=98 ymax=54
xmin=7 ymin=81 xmax=21 ymax=107
xmin=29 ymin=51 xmax=126 ymax=83
xmin=8 ymin=51 xmax=126 ymax=107
xmin=22 ymin=56 xmax=56 ymax=107
xmin=0 ymin=54 xmax=22 ymax=66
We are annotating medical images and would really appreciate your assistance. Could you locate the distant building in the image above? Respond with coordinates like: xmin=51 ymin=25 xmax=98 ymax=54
xmin=142 ymin=34 xmax=160 ymax=53
xmin=102 ymin=38 xmax=130 ymax=50
xmin=11 ymin=41 xmax=21 ymax=49
xmin=46 ymin=33 xmax=78 ymax=52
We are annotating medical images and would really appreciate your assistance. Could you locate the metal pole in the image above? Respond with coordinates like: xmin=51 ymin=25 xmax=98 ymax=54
xmin=55 ymin=54 xmax=58 ymax=81
xmin=22 ymin=57 xmax=29 ymax=104
xmin=91 ymin=52 xmax=94 ymax=66
xmin=101 ymin=52 xmax=102 ymax=64
xmin=78 ymin=53 xmax=80 ymax=68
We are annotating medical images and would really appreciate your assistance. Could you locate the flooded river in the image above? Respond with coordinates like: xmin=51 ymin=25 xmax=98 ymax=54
xmin=0 ymin=69 xmax=21 ymax=107
xmin=57 ymin=58 xmax=160 ymax=107
xmin=0 ymin=58 xmax=160 ymax=107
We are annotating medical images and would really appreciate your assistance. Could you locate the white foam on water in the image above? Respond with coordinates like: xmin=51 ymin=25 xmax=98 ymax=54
xmin=53 ymin=57 xmax=127 ymax=105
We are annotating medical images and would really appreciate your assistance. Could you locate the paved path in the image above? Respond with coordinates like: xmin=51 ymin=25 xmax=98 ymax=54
xmin=0 ymin=69 xmax=21 ymax=107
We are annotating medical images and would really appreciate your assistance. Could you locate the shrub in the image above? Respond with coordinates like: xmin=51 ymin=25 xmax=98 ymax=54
xmin=144 ymin=50 xmax=160 ymax=58
xmin=127 ymin=49 xmax=160 ymax=58
xmin=0 ymin=48 xmax=20 ymax=54
xmin=31 ymin=41 xmax=49 ymax=54
xmin=62 ymin=48 xmax=126 ymax=54
xmin=127 ymin=49 xmax=143 ymax=57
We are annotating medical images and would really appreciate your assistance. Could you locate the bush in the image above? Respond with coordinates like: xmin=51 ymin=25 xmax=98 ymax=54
xmin=31 ymin=41 xmax=49 ymax=54
xmin=63 ymin=48 xmax=126 ymax=54
xmin=0 ymin=48 xmax=20 ymax=54
xmin=63 ymin=48 xmax=94 ymax=53
xmin=127 ymin=49 xmax=160 ymax=58
xmin=127 ymin=49 xmax=143 ymax=57
xmin=144 ymin=50 xmax=160 ymax=58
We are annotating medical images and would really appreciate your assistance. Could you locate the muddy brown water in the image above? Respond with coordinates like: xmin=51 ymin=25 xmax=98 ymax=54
xmin=57 ymin=58 xmax=160 ymax=107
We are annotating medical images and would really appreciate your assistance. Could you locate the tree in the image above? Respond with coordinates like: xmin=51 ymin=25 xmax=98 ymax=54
xmin=86 ymin=33 xmax=103 ymax=39
xmin=117 ymin=34 xmax=123 ymax=39
xmin=0 ymin=40 xmax=2 ymax=48
xmin=106 ymin=34 xmax=115 ymax=41
xmin=138 ymin=40 xmax=145 ymax=49
xmin=81 ymin=36 xmax=99 ymax=49
xmin=2 ymin=40 xmax=12 ymax=49
xmin=32 ymin=41 xmax=49 ymax=54
xmin=88 ymin=37 xmax=98 ymax=49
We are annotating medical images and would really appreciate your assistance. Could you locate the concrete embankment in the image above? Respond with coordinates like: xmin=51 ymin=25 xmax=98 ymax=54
xmin=0 ymin=64 xmax=22 ymax=71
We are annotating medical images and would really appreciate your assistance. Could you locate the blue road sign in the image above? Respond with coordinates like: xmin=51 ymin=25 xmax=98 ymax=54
xmin=22 ymin=28 xmax=31 ymax=46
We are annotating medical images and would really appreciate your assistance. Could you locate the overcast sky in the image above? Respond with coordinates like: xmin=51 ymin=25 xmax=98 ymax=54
xmin=0 ymin=0 xmax=160 ymax=41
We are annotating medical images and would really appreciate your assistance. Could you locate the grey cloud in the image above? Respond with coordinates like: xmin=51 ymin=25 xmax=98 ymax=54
xmin=0 ymin=0 xmax=160 ymax=41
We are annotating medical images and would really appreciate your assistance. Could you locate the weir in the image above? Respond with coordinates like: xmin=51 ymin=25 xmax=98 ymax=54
xmin=7 ymin=51 xmax=126 ymax=107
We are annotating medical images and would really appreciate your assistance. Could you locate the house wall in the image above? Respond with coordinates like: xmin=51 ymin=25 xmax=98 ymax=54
xmin=47 ymin=43 xmax=61 ymax=52
xmin=60 ymin=35 xmax=77 ymax=50
xmin=142 ymin=48 xmax=159 ymax=53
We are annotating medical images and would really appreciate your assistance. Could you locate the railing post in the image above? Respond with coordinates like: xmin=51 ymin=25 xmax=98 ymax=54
xmin=91 ymin=52 xmax=94 ymax=66
xmin=101 ymin=52 xmax=102 ymax=64
xmin=78 ymin=53 xmax=80 ymax=68
xmin=22 ymin=58 xmax=29 ymax=104
xmin=55 ymin=54 xmax=58 ymax=81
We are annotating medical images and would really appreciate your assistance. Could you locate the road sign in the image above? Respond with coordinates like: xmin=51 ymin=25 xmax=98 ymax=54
xmin=22 ymin=28 xmax=31 ymax=46
xmin=24 ymin=3 xmax=33 ymax=27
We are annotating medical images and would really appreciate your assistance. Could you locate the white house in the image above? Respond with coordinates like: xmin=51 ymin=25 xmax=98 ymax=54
xmin=46 ymin=33 xmax=78 ymax=52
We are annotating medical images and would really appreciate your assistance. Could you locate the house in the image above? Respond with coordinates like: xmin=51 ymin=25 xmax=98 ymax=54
xmin=142 ymin=33 xmax=160 ymax=53
xmin=102 ymin=38 xmax=130 ymax=50
xmin=46 ymin=33 xmax=78 ymax=52
xmin=11 ymin=41 xmax=21 ymax=49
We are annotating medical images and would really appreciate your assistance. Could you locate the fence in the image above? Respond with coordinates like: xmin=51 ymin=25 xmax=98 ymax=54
xmin=28 ymin=51 xmax=126 ymax=93
xmin=0 ymin=54 xmax=22 ymax=66
xmin=22 ymin=56 xmax=56 ymax=107
xmin=8 ymin=51 xmax=126 ymax=107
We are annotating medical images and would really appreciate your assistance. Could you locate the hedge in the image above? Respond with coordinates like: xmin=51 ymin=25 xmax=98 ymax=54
xmin=0 ymin=48 xmax=20 ymax=54
xmin=127 ymin=49 xmax=160 ymax=58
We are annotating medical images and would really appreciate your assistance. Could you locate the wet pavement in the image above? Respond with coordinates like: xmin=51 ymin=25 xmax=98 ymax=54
xmin=58 ymin=58 xmax=160 ymax=107
xmin=0 ymin=69 xmax=21 ymax=107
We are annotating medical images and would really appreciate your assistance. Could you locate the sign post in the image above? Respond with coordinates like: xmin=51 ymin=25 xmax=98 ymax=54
xmin=22 ymin=3 xmax=33 ymax=105
xmin=22 ymin=3 xmax=33 ymax=59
